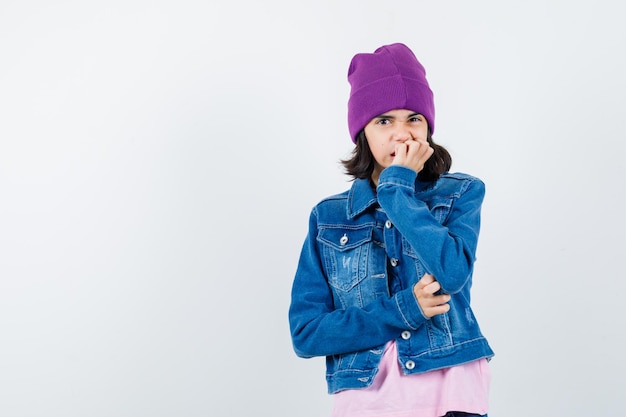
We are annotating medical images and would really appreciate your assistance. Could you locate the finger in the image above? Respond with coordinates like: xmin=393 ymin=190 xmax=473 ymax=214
xmin=406 ymin=136 xmax=428 ymax=147
xmin=391 ymin=143 xmax=407 ymax=166
xmin=413 ymin=142 xmax=433 ymax=159
xmin=430 ymin=303 xmax=451 ymax=316
xmin=405 ymin=141 xmax=433 ymax=163
xmin=434 ymin=293 xmax=451 ymax=305
xmin=415 ymin=136 xmax=429 ymax=146
xmin=421 ymin=296 xmax=449 ymax=311
xmin=394 ymin=142 xmax=408 ymax=158
xmin=414 ymin=146 xmax=434 ymax=169
xmin=423 ymin=280 xmax=442 ymax=295
xmin=418 ymin=273 xmax=435 ymax=285
xmin=421 ymin=300 xmax=450 ymax=318
xmin=423 ymin=145 xmax=434 ymax=160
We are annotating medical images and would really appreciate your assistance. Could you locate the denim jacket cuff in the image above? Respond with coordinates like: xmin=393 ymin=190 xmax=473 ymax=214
xmin=377 ymin=165 xmax=417 ymax=191
xmin=395 ymin=287 xmax=429 ymax=329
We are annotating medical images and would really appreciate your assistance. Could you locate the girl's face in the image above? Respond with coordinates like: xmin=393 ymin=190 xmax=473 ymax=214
xmin=363 ymin=109 xmax=429 ymax=183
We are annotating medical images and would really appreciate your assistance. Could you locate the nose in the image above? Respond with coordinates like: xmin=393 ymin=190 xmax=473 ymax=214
xmin=392 ymin=124 xmax=413 ymax=142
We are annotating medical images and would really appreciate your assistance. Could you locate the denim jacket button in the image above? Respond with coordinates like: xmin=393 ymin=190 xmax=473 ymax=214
xmin=405 ymin=360 xmax=415 ymax=370
xmin=390 ymin=258 xmax=398 ymax=267
xmin=401 ymin=330 xmax=411 ymax=340
xmin=339 ymin=234 xmax=348 ymax=245
xmin=385 ymin=220 xmax=393 ymax=229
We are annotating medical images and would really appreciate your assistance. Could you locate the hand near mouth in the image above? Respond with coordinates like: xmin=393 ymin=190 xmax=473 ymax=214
xmin=391 ymin=138 xmax=434 ymax=174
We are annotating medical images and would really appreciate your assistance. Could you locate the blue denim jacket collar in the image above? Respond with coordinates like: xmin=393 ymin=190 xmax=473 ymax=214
xmin=347 ymin=179 xmax=378 ymax=218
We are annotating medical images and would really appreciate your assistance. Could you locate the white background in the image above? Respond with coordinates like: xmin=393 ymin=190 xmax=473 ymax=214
xmin=1 ymin=1 xmax=625 ymax=416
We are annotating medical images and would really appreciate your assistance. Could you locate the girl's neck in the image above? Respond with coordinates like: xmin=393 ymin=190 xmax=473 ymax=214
xmin=369 ymin=177 xmax=378 ymax=192
xmin=370 ymin=169 xmax=380 ymax=187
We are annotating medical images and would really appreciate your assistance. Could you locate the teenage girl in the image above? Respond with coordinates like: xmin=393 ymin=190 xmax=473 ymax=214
xmin=289 ymin=43 xmax=494 ymax=417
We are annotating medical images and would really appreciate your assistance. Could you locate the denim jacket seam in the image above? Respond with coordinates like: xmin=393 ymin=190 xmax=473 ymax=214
xmin=395 ymin=294 xmax=419 ymax=330
xmin=402 ymin=337 xmax=490 ymax=359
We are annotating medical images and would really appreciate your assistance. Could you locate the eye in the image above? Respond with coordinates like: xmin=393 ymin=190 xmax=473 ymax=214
xmin=375 ymin=118 xmax=391 ymax=125
xmin=409 ymin=115 xmax=424 ymax=122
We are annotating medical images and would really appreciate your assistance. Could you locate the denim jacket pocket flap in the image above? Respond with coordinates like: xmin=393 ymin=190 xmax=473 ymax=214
xmin=317 ymin=225 xmax=373 ymax=252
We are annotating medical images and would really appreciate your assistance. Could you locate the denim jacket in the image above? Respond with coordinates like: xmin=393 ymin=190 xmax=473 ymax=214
xmin=289 ymin=165 xmax=494 ymax=394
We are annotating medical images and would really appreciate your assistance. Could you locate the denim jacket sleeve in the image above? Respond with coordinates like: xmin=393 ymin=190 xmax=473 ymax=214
xmin=289 ymin=207 xmax=429 ymax=359
xmin=377 ymin=166 xmax=484 ymax=294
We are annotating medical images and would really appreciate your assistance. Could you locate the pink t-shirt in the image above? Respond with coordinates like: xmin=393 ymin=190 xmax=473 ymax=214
xmin=331 ymin=341 xmax=491 ymax=417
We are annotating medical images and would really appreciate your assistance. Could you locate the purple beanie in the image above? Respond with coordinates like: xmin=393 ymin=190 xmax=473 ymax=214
xmin=347 ymin=43 xmax=435 ymax=143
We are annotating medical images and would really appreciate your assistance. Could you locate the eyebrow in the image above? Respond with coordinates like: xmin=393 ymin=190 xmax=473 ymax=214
xmin=374 ymin=112 xmax=421 ymax=119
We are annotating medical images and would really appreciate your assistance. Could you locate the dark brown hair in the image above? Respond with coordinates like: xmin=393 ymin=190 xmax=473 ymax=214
xmin=340 ymin=130 xmax=452 ymax=182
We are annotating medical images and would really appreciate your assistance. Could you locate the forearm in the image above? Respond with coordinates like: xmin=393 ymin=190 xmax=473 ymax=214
xmin=377 ymin=166 xmax=483 ymax=294
xmin=289 ymin=284 xmax=426 ymax=358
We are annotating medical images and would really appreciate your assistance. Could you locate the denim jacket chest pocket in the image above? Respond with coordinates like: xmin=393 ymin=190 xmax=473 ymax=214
xmin=317 ymin=224 xmax=388 ymax=309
